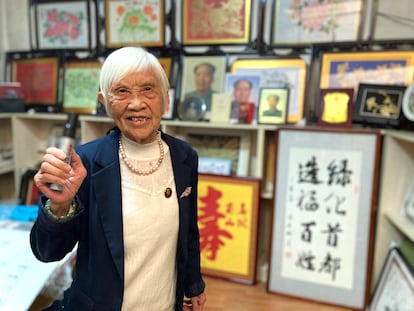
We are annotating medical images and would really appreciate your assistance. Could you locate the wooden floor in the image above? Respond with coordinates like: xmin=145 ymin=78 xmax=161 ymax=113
xmin=203 ymin=276 xmax=351 ymax=311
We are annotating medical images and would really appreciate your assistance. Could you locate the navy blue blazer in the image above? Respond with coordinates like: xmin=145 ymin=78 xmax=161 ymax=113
xmin=30 ymin=128 xmax=205 ymax=311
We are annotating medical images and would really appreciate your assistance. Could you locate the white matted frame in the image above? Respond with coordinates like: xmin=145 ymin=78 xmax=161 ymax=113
xmin=367 ymin=247 xmax=414 ymax=311
xmin=268 ymin=127 xmax=381 ymax=310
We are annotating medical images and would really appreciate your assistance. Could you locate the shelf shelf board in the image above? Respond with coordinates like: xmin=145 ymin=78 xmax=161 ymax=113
xmin=384 ymin=210 xmax=414 ymax=242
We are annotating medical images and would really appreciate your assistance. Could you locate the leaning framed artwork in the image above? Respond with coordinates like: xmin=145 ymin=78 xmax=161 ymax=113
xmin=271 ymin=0 xmax=364 ymax=45
xmin=105 ymin=0 xmax=165 ymax=48
xmin=182 ymin=0 xmax=251 ymax=45
xmin=62 ymin=59 xmax=101 ymax=114
xmin=11 ymin=57 xmax=59 ymax=107
xmin=367 ymin=247 xmax=414 ymax=311
xmin=319 ymin=51 xmax=414 ymax=93
xmin=268 ymin=127 xmax=382 ymax=310
xmin=34 ymin=0 xmax=91 ymax=50
xmin=231 ymin=58 xmax=307 ymax=123
xmin=197 ymin=173 xmax=261 ymax=284
xmin=353 ymin=83 xmax=406 ymax=127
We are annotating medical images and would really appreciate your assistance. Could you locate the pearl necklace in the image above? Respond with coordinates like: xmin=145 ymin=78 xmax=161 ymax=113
xmin=118 ymin=132 xmax=164 ymax=175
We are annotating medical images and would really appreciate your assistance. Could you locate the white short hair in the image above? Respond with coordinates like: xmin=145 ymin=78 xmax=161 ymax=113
xmin=99 ymin=46 xmax=170 ymax=117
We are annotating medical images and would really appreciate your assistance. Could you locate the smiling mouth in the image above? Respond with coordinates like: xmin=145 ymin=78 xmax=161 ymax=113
xmin=129 ymin=117 xmax=148 ymax=121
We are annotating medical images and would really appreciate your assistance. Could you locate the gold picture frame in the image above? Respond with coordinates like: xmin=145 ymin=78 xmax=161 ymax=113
xmin=231 ymin=58 xmax=307 ymax=123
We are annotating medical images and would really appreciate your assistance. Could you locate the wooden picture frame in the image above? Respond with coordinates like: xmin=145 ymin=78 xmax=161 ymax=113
xmin=257 ymin=88 xmax=289 ymax=125
xmin=317 ymin=88 xmax=354 ymax=128
xmin=184 ymin=129 xmax=251 ymax=177
xmin=319 ymin=51 xmax=414 ymax=93
xmin=182 ymin=0 xmax=251 ymax=45
xmin=354 ymin=83 xmax=406 ymax=127
xmin=230 ymin=58 xmax=307 ymax=124
xmin=11 ymin=57 xmax=59 ymax=107
xmin=105 ymin=0 xmax=165 ymax=48
xmin=63 ymin=59 xmax=101 ymax=114
xmin=271 ymin=0 xmax=363 ymax=46
xmin=368 ymin=247 xmax=414 ymax=311
xmin=158 ymin=57 xmax=172 ymax=81
xmin=35 ymin=0 xmax=91 ymax=50
xmin=198 ymin=173 xmax=261 ymax=284
xmin=180 ymin=56 xmax=227 ymax=121
xmin=268 ymin=127 xmax=381 ymax=310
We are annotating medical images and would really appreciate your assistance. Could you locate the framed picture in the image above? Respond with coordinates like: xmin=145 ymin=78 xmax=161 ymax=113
xmin=105 ymin=0 xmax=165 ymax=48
xmin=224 ymin=73 xmax=261 ymax=123
xmin=11 ymin=57 xmax=59 ymax=106
xmin=370 ymin=0 xmax=414 ymax=41
xmin=402 ymin=81 xmax=414 ymax=122
xmin=198 ymin=173 xmax=261 ymax=284
xmin=354 ymin=83 xmax=406 ymax=127
xmin=319 ymin=51 xmax=414 ymax=94
xmin=184 ymin=130 xmax=251 ymax=177
xmin=368 ymin=247 xmax=414 ymax=311
xmin=158 ymin=57 xmax=172 ymax=81
xmin=317 ymin=88 xmax=354 ymax=128
xmin=35 ymin=0 xmax=91 ymax=50
xmin=162 ymin=88 xmax=175 ymax=120
xmin=179 ymin=56 xmax=227 ymax=121
xmin=63 ymin=59 xmax=101 ymax=114
xmin=182 ymin=0 xmax=251 ymax=45
xmin=230 ymin=58 xmax=307 ymax=124
xmin=268 ymin=127 xmax=381 ymax=309
xmin=271 ymin=0 xmax=364 ymax=45
xmin=257 ymin=88 xmax=289 ymax=125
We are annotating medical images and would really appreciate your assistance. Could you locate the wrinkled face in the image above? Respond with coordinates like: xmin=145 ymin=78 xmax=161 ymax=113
xmin=194 ymin=64 xmax=213 ymax=94
xmin=100 ymin=69 xmax=166 ymax=144
xmin=233 ymin=80 xmax=251 ymax=103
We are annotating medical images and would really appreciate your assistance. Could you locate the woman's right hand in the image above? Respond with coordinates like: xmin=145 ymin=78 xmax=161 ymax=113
xmin=34 ymin=145 xmax=87 ymax=212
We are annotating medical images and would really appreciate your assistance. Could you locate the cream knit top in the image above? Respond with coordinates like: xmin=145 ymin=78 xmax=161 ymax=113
xmin=119 ymin=133 xmax=179 ymax=311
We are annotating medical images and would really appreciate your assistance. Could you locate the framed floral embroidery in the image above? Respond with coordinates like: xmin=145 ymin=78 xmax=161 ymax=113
xmin=271 ymin=0 xmax=364 ymax=46
xmin=105 ymin=0 xmax=165 ymax=48
xmin=34 ymin=0 xmax=92 ymax=50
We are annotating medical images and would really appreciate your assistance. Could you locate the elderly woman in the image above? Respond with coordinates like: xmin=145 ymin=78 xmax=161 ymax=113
xmin=30 ymin=47 xmax=206 ymax=311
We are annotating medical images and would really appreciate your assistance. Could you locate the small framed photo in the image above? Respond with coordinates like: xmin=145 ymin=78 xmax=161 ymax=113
xmin=63 ymin=59 xmax=101 ymax=114
xmin=354 ymin=83 xmax=406 ymax=127
xmin=11 ymin=57 xmax=60 ymax=107
xmin=198 ymin=174 xmax=261 ymax=284
xmin=257 ymin=88 xmax=288 ymax=125
xmin=35 ymin=0 xmax=91 ymax=50
xmin=105 ymin=0 xmax=165 ymax=48
xmin=368 ymin=247 xmax=414 ymax=311
xmin=182 ymin=0 xmax=251 ymax=45
xmin=317 ymin=88 xmax=354 ymax=128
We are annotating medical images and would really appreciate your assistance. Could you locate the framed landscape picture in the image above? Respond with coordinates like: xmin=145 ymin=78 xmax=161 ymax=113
xmin=182 ymin=0 xmax=251 ymax=45
xmin=105 ymin=0 xmax=165 ymax=47
xmin=198 ymin=174 xmax=261 ymax=284
xmin=268 ymin=127 xmax=381 ymax=310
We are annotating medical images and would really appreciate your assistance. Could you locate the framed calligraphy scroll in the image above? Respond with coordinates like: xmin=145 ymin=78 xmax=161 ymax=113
xmin=197 ymin=174 xmax=261 ymax=284
xmin=268 ymin=127 xmax=382 ymax=309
